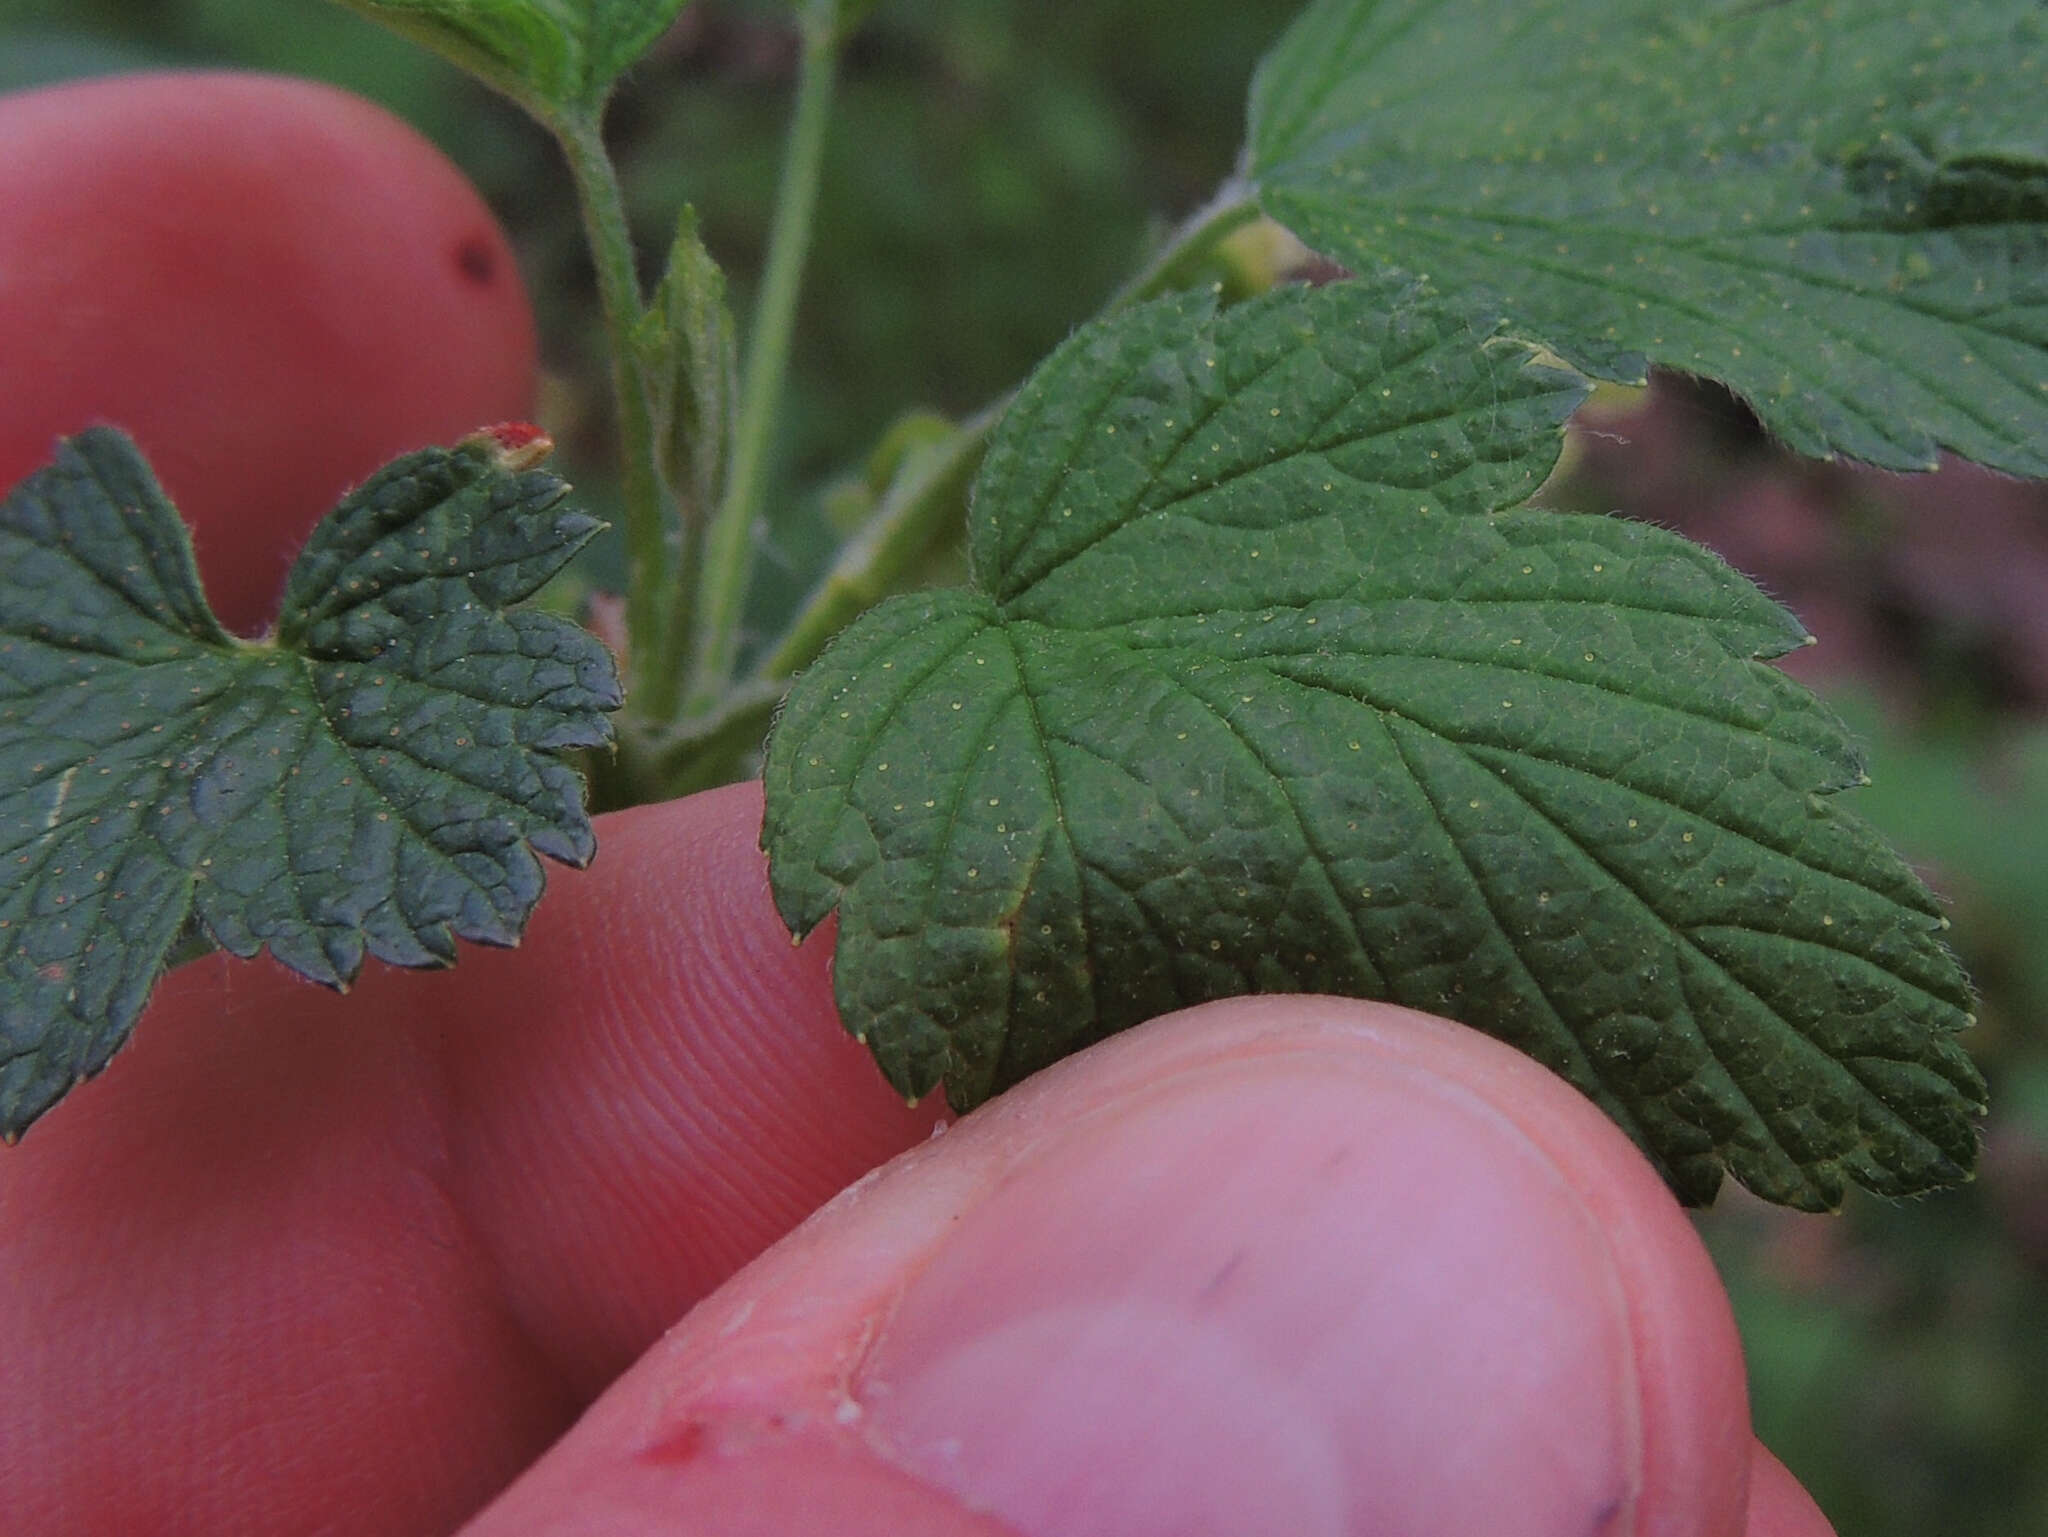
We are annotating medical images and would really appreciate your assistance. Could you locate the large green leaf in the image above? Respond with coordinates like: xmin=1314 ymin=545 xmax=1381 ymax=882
xmin=326 ymin=0 xmax=688 ymax=116
xmin=0 ymin=428 xmax=620 ymax=1138
xmin=1249 ymin=0 xmax=2048 ymax=475
xmin=762 ymin=279 xmax=1983 ymax=1210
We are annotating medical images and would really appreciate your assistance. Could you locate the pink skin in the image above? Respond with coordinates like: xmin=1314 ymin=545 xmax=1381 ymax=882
xmin=0 ymin=787 xmax=1834 ymax=1536
xmin=0 ymin=72 xmax=536 ymax=635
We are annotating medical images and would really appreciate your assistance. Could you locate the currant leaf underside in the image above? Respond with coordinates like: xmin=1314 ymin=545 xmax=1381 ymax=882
xmin=763 ymin=281 xmax=1983 ymax=1210
xmin=0 ymin=429 xmax=620 ymax=1138
xmin=1250 ymin=0 xmax=2048 ymax=475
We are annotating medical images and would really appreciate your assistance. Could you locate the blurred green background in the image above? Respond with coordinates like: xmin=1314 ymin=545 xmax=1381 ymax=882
xmin=4 ymin=3 xmax=2045 ymax=1529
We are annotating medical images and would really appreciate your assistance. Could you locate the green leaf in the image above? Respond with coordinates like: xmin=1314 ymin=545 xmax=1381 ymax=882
xmin=0 ymin=428 xmax=621 ymax=1139
xmin=1248 ymin=0 xmax=2048 ymax=475
xmin=762 ymin=279 xmax=1983 ymax=1211
xmin=326 ymin=0 xmax=688 ymax=116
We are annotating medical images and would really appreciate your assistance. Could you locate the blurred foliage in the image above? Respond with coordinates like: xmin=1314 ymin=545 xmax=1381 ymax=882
xmin=6 ymin=4 xmax=2047 ymax=1531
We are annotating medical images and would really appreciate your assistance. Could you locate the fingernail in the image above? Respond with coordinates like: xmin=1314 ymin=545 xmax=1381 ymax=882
xmin=856 ymin=1052 xmax=1643 ymax=1537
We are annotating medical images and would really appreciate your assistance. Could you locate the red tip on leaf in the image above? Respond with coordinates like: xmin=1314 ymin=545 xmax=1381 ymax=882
xmin=466 ymin=421 xmax=554 ymax=471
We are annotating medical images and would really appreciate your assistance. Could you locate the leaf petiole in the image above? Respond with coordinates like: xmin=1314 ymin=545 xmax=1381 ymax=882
xmin=646 ymin=677 xmax=788 ymax=795
xmin=1105 ymin=176 xmax=1263 ymax=313
xmin=554 ymin=106 xmax=679 ymax=717
xmin=752 ymin=399 xmax=1000 ymax=686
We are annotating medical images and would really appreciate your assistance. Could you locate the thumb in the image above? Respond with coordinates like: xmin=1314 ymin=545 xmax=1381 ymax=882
xmin=466 ymin=995 xmax=1806 ymax=1537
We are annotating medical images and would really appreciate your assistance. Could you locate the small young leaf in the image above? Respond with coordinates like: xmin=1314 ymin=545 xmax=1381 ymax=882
xmin=327 ymin=0 xmax=689 ymax=116
xmin=636 ymin=206 xmax=739 ymax=527
xmin=762 ymin=279 xmax=1983 ymax=1211
xmin=0 ymin=428 xmax=620 ymax=1138
xmin=1248 ymin=0 xmax=2048 ymax=475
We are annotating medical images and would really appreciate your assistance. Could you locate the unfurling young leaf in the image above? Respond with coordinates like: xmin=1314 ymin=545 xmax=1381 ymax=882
xmin=762 ymin=278 xmax=1984 ymax=1212
xmin=325 ymin=0 xmax=690 ymax=117
xmin=637 ymin=206 xmax=740 ymax=529
xmin=0 ymin=428 xmax=621 ymax=1139
xmin=1248 ymin=0 xmax=2048 ymax=475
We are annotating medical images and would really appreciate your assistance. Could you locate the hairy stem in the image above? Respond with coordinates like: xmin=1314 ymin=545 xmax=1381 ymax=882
xmin=753 ymin=400 xmax=999 ymax=683
xmin=682 ymin=3 xmax=844 ymax=717
xmin=556 ymin=109 xmax=678 ymax=717
xmin=652 ymin=678 xmax=789 ymax=794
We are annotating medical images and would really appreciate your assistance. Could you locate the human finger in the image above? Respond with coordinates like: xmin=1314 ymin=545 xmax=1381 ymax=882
xmin=1745 ymin=1443 xmax=1836 ymax=1537
xmin=467 ymin=994 xmax=1766 ymax=1537
xmin=0 ymin=782 xmax=940 ymax=1531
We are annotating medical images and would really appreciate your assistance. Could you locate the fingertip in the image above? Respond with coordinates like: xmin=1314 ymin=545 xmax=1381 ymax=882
xmin=1745 ymin=1442 xmax=1836 ymax=1537
xmin=1258 ymin=999 xmax=1751 ymax=1531
xmin=479 ymin=995 xmax=1757 ymax=1537
xmin=855 ymin=997 xmax=1752 ymax=1536
xmin=428 ymin=782 xmax=945 ymax=1390
xmin=0 ymin=783 xmax=938 ymax=1530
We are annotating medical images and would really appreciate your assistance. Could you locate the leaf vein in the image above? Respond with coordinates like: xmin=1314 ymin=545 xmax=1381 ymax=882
xmin=1119 ymin=648 xmax=1391 ymax=996
xmin=995 ymin=628 xmax=1108 ymax=1060
xmin=1376 ymin=712 xmax=1657 ymax=1153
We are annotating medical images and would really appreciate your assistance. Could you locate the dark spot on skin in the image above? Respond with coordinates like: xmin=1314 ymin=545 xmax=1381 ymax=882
xmin=1584 ymin=1493 xmax=1627 ymax=1535
xmin=1196 ymin=1249 xmax=1247 ymax=1302
xmin=454 ymin=235 xmax=497 ymax=287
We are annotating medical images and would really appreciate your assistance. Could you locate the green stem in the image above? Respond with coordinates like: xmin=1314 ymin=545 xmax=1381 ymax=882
xmin=649 ymin=678 xmax=789 ymax=795
xmin=753 ymin=400 xmax=999 ymax=683
xmin=556 ymin=109 xmax=677 ymax=717
xmin=682 ymin=4 xmax=844 ymax=717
